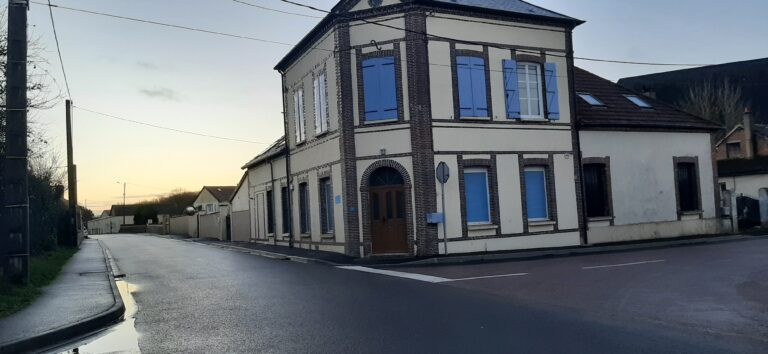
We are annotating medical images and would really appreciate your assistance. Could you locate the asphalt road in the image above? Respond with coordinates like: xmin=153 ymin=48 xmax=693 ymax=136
xmin=92 ymin=234 xmax=765 ymax=353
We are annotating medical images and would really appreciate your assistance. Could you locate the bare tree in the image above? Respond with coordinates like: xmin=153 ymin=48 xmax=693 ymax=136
xmin=676 ymin=79 xmax=745 ymax=131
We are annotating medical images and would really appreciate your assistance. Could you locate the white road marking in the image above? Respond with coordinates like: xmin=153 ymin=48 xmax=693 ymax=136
xmin=337 ymin=266 xmax=528 ymax=283
xmin=441 ymin=273 xmax=529 ymax=282
xmin=582 ymin=259 xmax=666 ymax=270
xmin=338 ymin=266 xmax=451 ymax=283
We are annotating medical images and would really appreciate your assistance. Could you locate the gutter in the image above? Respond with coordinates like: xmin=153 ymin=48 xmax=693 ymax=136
xmin=279 ymin=71 xmax=295 ymax=249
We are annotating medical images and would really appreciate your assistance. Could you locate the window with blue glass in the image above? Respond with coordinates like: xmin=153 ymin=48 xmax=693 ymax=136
xmin=464 ymin=168 xmax=491 ymax=224
xmin=524 ymin=167 xmax=549 ymax=221
xmin=362 ymin=56 xmax=398 ymax=121
xmin=456 ymin=56 xmax=489 ymax=118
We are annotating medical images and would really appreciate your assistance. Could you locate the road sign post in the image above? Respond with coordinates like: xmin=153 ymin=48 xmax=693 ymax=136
xmin=436 ymin=162 xmax=450 ymax=255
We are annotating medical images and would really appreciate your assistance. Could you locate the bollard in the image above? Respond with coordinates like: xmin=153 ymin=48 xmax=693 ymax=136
xmin=760 ymin=188 xmax=768 ymax=229
xmin=730 ymin=190 xmax=739 ymax=234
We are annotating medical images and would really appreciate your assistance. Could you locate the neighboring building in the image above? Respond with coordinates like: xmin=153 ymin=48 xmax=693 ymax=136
xmin=236 ymin=0 xmax=722 ymax=258
xmin=86 ymin=205 xmax=135 ymax=234
xmin=193 ymin=186 xmax=236 ymax=240
xmin=715 ymin=109 xmax=768 ymax=200
xmin=229 ymin=173 xmax=252 ymax=242
xmin=575 ymin=68 xmax=722 ymax=243
xmin=618 ymin=58 xmax=768 ymax=125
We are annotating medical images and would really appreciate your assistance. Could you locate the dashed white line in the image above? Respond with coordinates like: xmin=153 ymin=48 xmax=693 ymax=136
xmin=582 ymin=259 xmax=666 ymax=270
xmin=337 ymin=266 xmax=528 ymax=283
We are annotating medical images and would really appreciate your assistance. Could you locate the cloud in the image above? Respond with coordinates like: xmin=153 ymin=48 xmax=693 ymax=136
xmin=136 ymin=61 xmax=160 ymax=70
xmin=138 ymin=87 xmax=181 ymax=101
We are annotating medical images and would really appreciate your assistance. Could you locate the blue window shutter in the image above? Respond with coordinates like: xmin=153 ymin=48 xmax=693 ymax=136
xmin=456 ymin=56 xmax=474 ymax=117
xmin=503 ymin=59 xmax=521 ymax=119
xmin=470 ymin=57 xmax=488 ymax=116
xmin=544 ymin=62 xmax=560 ymax=120
xmin=464 ymin=171 xmax=490 ymax=223
xmin=525 ymin=170 xmax=548 ymax=220
xmin=379 ymin=57 xmax=398 ymax=120
xmin=362 ymin=58 xmax=380 ymax=120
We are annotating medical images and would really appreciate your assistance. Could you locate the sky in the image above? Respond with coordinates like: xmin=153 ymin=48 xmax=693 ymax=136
xmin=19 ymin=0 xmax=768 ymax=212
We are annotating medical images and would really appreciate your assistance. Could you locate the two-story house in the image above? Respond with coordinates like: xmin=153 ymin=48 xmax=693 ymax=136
xmin=239 ymin=0 xmax=723 ymax=258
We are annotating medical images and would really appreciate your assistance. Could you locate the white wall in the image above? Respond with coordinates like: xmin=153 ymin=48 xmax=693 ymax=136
xmin=580 ymin=130 xmax=720 ymax=243
xmin=719 ymin=174 xmax=768 ymax=200
xmin=87 ymin=215 xmax=134 ymax=234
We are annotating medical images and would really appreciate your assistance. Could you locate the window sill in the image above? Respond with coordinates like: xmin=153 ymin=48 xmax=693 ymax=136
xmin=296 ymin=140 xmax=306 ymax=146
xmin=320 ymin=233 xmax=335 ymax=240
xmin=315 ymin=130 xmax=329 ymax=138
xmin=528 ymin=220 xmax=556 ymax=227
xmin=468 ymin=224 xmax=498 ymax=231
xmin=460 ymin=116 xmax=491 ymax=121
xmin=300 ymin=233 xmax=312 ymax=239
xmin=588 ymin=216 xmax=613 ymax=222
xmin=364 ymin=118 xmax=398 ymax=125
xmin=680 ymin=210 xmax=702 ymax=215
xmin=521 ymin=117 xmax=548 ymax=122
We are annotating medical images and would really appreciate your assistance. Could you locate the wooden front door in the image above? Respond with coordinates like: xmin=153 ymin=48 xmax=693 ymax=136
xmin=370 ymin=186 xmax=408 ymax=254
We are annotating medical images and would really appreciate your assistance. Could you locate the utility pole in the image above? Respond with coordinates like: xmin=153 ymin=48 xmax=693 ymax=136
xmin=65 ymin=99 xmax=78 ymax=246
xmin=117 ymin=181 xmax=126 ymax=225
xmin=1 ymin=0 xmax=30 ymax=285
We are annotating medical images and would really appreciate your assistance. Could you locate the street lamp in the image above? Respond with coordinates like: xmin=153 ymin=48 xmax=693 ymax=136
xmin=116 ymin=181 xmax=126 ymax=225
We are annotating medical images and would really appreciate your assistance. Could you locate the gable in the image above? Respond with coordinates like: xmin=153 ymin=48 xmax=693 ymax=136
xmin=349 ymin=0 xmax=401 ymax=12
xmin=193 ymin=189 xmax=218 ymax=207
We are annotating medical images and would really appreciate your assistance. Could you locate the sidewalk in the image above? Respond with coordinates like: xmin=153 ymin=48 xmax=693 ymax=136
xmin=0 ymin=240 xmax=124 ymax=354
xmin=180 ymin=233 xmax=767 ymax=267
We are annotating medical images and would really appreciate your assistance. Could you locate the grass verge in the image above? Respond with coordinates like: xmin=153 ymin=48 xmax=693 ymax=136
xmin=0 ymin=247 xmax=78 ymax=318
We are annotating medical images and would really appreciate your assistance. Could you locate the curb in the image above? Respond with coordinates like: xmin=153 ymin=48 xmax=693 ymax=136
xmin=208 ymin=243 xmax=341 ymax=266
xmin=0 ymin=241 xmax=126 ymax=354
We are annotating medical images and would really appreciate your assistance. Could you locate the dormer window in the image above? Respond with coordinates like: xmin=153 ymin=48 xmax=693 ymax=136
xmin=625 ymin=95 xmax=652 ymax=108
xmin=578 ymin=93 xmax=604 ymax=106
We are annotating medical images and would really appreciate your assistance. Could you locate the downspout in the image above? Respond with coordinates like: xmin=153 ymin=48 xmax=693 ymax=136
xmin=269 ymin=160 xmax=276 ymax=246
xmin=566 ymin=27 xmax=589 ymax=245
xmin=279 ymin=70 xmax=295 ymax=248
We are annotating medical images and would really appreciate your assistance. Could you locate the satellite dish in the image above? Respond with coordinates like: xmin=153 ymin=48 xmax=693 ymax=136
xmin=185 ymin=206 xmax=197 ymax=216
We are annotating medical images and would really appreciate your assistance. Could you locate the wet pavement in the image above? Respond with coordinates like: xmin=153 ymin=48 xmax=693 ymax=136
xmin=86 ymin=233 xmax=766 ymax=353
xmin=0 ymin=240 xmax=118 ymax=350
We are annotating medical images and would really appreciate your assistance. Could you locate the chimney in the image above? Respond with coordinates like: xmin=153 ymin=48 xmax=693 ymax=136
xmin=743 ymin=107 xmax=754 ymax=159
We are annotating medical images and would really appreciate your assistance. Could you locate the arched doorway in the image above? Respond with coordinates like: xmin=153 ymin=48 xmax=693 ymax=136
xmin=368 ymin=166 xmax=409 ymax=254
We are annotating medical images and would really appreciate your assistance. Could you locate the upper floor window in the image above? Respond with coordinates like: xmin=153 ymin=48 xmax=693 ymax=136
xmin=456 ymin=56 xmax=489 ymax=118
xmin=293 ymin=89 xmax=306 ymax=143
xmin=726 ymin=142 xmax=741 ymax=158
xmin=313 ymin=73 xmax=329 ymax=134
xmin=362 ymin=56 xmax=397 ymax=121
xmin=625 ymin=95 xmax=652 ymax=108
xmin=503 ymin=60 xmax=560 ymax=120
xmin=578 ymin=93 xmax=604 ymax=106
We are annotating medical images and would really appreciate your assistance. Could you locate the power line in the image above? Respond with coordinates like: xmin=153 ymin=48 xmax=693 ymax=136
xmin=229 ymin=0 xmax=322 ymax=18
xmin=277 ymin=0 xmax=712 ymax=67
xmin=47 ymin=0 xmax=72 ymax=98
xmin=31 ymin=1 xmax=297 ymax=46
xmin=73 ymin=105 xmax=268 ymax=144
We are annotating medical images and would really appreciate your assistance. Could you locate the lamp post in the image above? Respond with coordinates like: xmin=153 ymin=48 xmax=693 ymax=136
xmin=116 ymin=181 xmax=126 ymax=225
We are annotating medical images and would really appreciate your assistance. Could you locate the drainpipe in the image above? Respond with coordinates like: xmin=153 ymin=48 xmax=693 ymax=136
xmin=566 ymin=28 xmax=589 ymax=245
xmin=269 ymin=160 xmax=276 ymax=246
xmin=279 ymin=70 xmax=295 ymax=248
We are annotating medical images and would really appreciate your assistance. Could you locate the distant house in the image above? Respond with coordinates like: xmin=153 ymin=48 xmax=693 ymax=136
xmin=229 ymin=173 xmax=252 ymax=242
xmin=715 ymin=109 xmax=768 ymax=200
xmin=86 ymin=204 xmax=136 ymax=234
xmin=193 ymin=186 xmax=236 ymax=240
xmin=618 ymin=58 xmax=768 ymax=125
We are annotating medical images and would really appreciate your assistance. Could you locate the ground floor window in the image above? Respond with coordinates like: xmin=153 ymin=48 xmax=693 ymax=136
xmin=281 ymin=186 xmax=290 ymax=234
xmin=266 ymin=190 xmax=274 ymax=234
xmin=584 ymin=163 xmax=610 ymax=218
xmin=464 ymin=168 xmax=491 ymax=224
xmin=319 ymin=178 xmax=334 ymax=234
xmin=675 ymin=162 xmax=699 ymax=212
xmin=524 ymin=167 xmax=549 ymax=221
xmin=299 ymin=183 xmax=310 ymax=234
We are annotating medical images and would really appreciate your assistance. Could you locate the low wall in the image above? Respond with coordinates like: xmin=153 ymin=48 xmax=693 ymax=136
xmin=120 ymin=225 xmax=147 ymax=234
xmin=199 ymin=213 xmax=224 ymax=240
xmin=170 ymin=215 xmax=198 ymax=237
xmin=587 ymin=217 xmax=723 ymax=244
xmin=231 ymin=210 xmax=251 ymax=242
xmin=146 ymin=224 xmax=168 ymax=235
